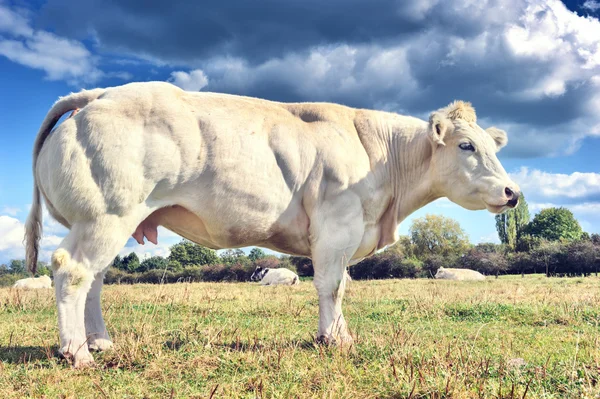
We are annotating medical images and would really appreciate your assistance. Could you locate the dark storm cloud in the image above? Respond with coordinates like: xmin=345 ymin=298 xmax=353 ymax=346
xmin=39 ymin=0 xmax=424 ymax=64
xmin=38 ymin=0 xmax=530 ymax=65
xmin=35 ymin=0 xmax=600 ymax=158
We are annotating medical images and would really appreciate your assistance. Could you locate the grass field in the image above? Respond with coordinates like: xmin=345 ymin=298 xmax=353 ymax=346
xmin=1 ymin=275 xmax=599 ymax=398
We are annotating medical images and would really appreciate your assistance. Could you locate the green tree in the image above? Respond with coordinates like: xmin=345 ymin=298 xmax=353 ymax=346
xmin=248 ymin=248 xmax=266 ymax=262
xmin=564 ymin=240 xmax=598 ymax=276
xmin=138 ymin=256 xmax=168 ymax=272
xmin=119 ymin=253 xmax=140 ymax=272
xmin=168 ymin=240 xmax=218 ymax=267
xmin=531 ymin=240 xmax=562 ymax=277
xmin=36 ymin=262 xmax=51 ymax=276
xmin=409 ymin=214 xmax=470 ymax=258
xmin=111 ymin=255 xmax=123 ymax=269
xmin=220 ymin=249 xmax=246 ymax=264
xmin=525 ymin=207 xmax=583 ymax=242
xmin=495 ymin=194 xmax=530 ymax=250
xmin=385 ymin=235 xmax=415 ymax=258
xmin=9 ymin=259 xmax=26 ymax=274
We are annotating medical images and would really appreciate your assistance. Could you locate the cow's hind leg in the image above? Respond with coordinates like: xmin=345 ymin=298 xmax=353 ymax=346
xmin=52 ymin=217 xmax=137 ymax=367
xmin=86 ymin=271 xmax=113 ymax=352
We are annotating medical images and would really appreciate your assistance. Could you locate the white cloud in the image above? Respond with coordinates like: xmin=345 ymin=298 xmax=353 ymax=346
xmin=204 ymin=44 xmax=417 ymax=110
xmin=529 ymin=201 xmax=600 ymax=215
xmin=0 ymin=5 xmax=32 ymax=37
xmin=194 ymin=0 xmax=600 ymax=158
xmin=504 ymin=0 xmax=600 ymax=100
xmin=0 ymin=215 xmax=25 ymax=257
xmin=119 ymin=227 xmax=181 ymax=260
xmin=583 ymin=0 xmax=600 ymax=12
xmin=168 ymin=69 xmax=209 ymax=91
xmin=0 ymin=213 xmax=64 ymax=263
xmin=1 ymin=206 xmax=20 ymax=216
xmin=0 ymin=4 xmax=103 ymax=85
xmin=477 ymin=233 xmax=500 ymax=244
xmin=510 ymin=167 xmax=600 ymax=200
xmin=0 ymin=204 xmax=186 ymax=263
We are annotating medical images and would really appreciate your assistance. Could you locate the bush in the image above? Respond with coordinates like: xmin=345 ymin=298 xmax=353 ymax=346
xmin=459 ymin=248 xmax=508 ymax=277
xmin=421 ymin=254 xmax=449 ymax=278
xmin=105 ymin=268 xmax=138 ymax=284
xmin=0 ymin=273 xmax=28 ymax=287
xmin=350 ymin=253 xmax=422 ymax=280
xmin=290 ymin=257 xmax=313 ymax=277
xmin=254 ymin=257 xmax=282 ymax=270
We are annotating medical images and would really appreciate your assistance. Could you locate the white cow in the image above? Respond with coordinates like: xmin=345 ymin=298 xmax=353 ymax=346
xmin=24 ymin=82 xmax=520 ymax=366
xmin=250 ymin=266 xmax=299 ymax=285
xmin=435 ymin=267 xmax=486 ymax=281
xmin=13 ymin=275 xmax=52 ymax=289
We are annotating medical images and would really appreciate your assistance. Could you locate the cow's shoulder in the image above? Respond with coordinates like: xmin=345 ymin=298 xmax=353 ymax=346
xmin=283 ymin=102 xmax=356 ymax=127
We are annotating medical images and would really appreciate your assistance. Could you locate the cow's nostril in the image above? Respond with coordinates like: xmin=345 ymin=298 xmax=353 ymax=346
xmin=504 ymin=187 xmax=514 ymax=199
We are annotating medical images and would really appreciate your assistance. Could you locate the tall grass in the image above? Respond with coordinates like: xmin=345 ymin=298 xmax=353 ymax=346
xmin=0 ymin=275 xmax=598 ymax=398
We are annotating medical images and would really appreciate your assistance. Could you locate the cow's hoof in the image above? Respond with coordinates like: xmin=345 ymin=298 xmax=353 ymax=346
xmin=316 ymin=335 xmax=336 ymax=345
xmin=88 ymin=338 xmax=114 ymax=352
xmin=316 ymin=334 xmax=353 ymax=346
xmin=59 ymin=345 xmax=95 ymax=368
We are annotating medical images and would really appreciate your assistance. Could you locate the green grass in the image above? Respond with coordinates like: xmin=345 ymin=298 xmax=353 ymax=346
xmin=1 ymin=275 xmax=599 ymax=398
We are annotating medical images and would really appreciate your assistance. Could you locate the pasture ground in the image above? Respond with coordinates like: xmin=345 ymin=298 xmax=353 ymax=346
xmin=0 ymin=275 xmax=599 ymax=398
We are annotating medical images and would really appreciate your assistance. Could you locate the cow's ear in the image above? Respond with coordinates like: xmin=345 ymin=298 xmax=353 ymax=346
xmin=486 ymin=127 xmax=508 ymax=151
xmin=428 ymin=112 xmax=450 ymax=147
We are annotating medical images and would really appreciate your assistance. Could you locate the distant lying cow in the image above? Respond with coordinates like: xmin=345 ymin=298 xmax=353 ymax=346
xmin=435 ymin=267 xmax=485 ymax=281
xmin=13 ymin=275 xmax=52 ymax=289
xmin=251 ymin=266 xmax=299 ymax=285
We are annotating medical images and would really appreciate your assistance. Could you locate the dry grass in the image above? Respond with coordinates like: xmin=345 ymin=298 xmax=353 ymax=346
xmin=0 ymin=275 xmax=599 ymax=398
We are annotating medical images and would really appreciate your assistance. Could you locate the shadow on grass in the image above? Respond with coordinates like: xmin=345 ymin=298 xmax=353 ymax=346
xmin=216 ymin=338 xmax=345 ymax=352
xmin=0 ymin=345 xmax=60 ymax=365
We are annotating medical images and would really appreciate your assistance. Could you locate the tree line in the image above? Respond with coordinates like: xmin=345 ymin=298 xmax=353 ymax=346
xmin=1 ymin=195 xmax=598 ymax=286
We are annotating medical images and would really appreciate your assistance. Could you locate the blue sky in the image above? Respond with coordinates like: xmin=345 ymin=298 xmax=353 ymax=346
xmin=1 ymin=0 xmax=599 ymax=263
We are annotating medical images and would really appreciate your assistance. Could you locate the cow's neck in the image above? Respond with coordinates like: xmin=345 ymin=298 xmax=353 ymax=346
xmin=377 ymin=120 xmax=441 ymax=248
xmin=392 ymin=126 xmax=440 ymax=222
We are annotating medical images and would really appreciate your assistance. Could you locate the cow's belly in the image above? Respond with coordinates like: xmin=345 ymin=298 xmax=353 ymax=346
xmin=137 ymin=204 xmax=312 ymax=256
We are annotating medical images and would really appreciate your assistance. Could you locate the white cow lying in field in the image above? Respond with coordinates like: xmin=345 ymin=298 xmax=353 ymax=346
xmin=25 ymin=81 xmax=520 ymax=366
xmin=250 ymin=266 xmax=299 ymax=285
xmin=13 ymin=275 xmax=52 ymax=289
xmin=435 ymin=267 xmax=485 ymax=281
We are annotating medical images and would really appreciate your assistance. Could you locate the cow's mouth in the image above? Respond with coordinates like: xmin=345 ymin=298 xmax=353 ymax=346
xmin=485 ymin=202 xmax=509 ymax=214
xmin=485 ymin=197 xmax=519 ymax=213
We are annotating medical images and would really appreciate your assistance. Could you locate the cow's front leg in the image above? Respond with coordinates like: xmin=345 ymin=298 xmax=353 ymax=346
xmin=311 ymin=195 xmax=364 ymax=345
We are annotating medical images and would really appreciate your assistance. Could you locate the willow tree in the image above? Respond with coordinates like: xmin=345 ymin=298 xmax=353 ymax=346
xmin=409 ymin=214 xmax=470 ymax=258
xmin=495 ymin=193 xmax=530 ymax=250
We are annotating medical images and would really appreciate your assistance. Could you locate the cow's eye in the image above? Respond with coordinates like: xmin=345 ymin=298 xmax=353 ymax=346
xmin=459 ymin=142 xmax=475 ymax=151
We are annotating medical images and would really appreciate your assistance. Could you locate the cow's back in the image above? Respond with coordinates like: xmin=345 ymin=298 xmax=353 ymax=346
xmin=35 ymin=81 xmax=381 ymax=256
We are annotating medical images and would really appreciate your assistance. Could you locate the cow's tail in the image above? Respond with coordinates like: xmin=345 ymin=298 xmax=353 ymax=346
xmin=25 ymin=88 xmax=106 ymax=275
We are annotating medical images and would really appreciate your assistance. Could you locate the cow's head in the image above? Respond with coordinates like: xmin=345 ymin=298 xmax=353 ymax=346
xmin=427 ymin=101 xmax=520 ymax=214
xmin=434 ymin=267 xmax=446 ymax=279
xmin=250 ymin=266 xmax=268 ymax=281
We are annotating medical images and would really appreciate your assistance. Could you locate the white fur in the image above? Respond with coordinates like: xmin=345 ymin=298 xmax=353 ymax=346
xmin=435 ymin=267 xmax=486 ymax=281
xmin=257 ymin=268 xmax=299 ymax=286
xmin=13 ymin=275 xmax=52 ymax=289
xmin=24 ymin=82 xmax=519 ymax=365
